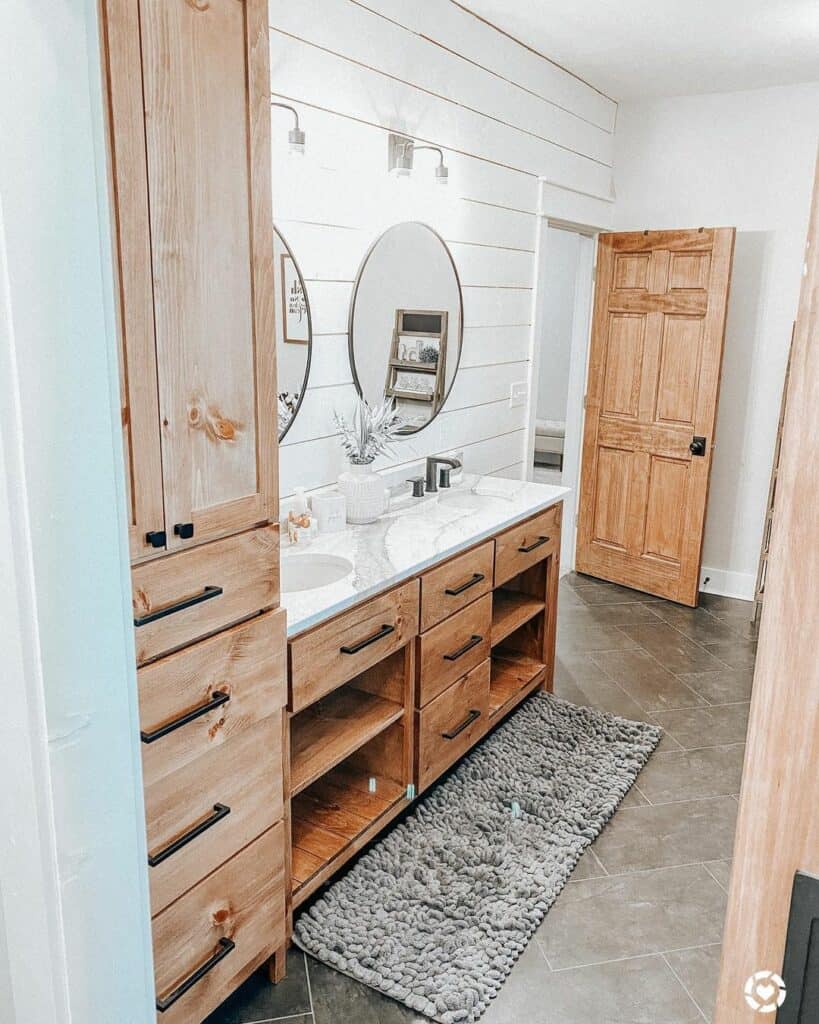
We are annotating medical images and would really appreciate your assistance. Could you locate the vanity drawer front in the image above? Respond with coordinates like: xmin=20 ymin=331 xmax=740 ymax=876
xmin=417 ymin=659 xmax=490 ymax=791
xmin=132 ymin=526 xmax=279 ymax=666
xmin=417 ymin=592 xmax=492 ymax=707
xmin=494 ymin=505 xmax=561 ymax=587
xmin=139 ymin=609 xmax=286 ymax=789
xmin=419 ymin=541 xmax=494 ymax=632
xmin=152 ymin=823 xmax=285 ymax=1024
xmin=145 ymin=714 xmax=283 ymax=917
xmin=289 ymin=579 xmax=419 ymax=712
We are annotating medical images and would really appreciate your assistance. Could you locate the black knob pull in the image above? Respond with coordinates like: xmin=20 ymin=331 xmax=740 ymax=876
xmin=689 ymin=436 xmax=707 ymax=457
xmin=174 ymin=522 xmax=194 ymax=539
xmin=145 ymin=530 xmax=167 ymax=549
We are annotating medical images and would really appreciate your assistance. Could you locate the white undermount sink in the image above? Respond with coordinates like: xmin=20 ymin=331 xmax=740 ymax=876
xmin=280 ymin=552 xmax=353 ymax=593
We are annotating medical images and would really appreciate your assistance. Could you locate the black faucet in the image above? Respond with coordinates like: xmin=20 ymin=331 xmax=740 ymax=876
xmin=425 ymin=455 xmax=462 ymax=493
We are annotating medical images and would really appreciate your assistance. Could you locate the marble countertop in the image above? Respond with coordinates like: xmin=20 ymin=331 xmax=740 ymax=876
xmin=281 ymin=474 xmax=570 ymax=637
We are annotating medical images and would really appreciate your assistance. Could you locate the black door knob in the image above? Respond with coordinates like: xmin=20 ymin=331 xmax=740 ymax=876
xmin=689 ymin=436 xmax=707 ymax=457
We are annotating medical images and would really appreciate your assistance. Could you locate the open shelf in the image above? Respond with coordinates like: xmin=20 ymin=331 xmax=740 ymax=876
xmin=489 ymin=650 xmax=546 ymax=719
xmin=491 ymin=590 xmax=545 ymax=647
xmin=290 ymin=688 xmax=403 ymax=796
xmin=291 ymin=762 xmax=406 ymax=905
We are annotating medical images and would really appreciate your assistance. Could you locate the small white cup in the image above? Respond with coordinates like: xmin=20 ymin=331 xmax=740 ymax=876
xmin=312 ymin=492 xmax=347 ymax=534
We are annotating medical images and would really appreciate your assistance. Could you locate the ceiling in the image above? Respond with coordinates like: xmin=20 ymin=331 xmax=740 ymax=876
xmin=463 ymin=0 xmax=819 ymax=102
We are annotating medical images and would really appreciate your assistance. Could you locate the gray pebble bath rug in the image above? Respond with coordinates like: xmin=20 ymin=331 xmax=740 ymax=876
xmin=294 ymin=693 xmax=661 ymax=1022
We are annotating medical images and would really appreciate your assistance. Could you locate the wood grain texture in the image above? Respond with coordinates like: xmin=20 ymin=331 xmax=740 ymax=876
xmin=494 ymin=504 xmax=561 ymax=586
xmin=139 ymin=0 xmax=276 ymax=548
xmin=577 ymin=228 xmax=735 ymax=605
xmin=419 ymin=540 xmax=494 ymax=632
xmin=288 ymin=579 xmax=419 ymax=711
xmin=416 ymin=659 xmax=490 ymax=792
xmin=152 ymin=823 xmax=285 ymax=1024
xmin=99 ymin=0 xmax=165 ymax=562
xmin=416 ymin=592 xmax=492 ymax=707
xmin=139 ymin=608 xmax=286 ymax=788
xmin=145 ymin=715 xmax=283 ymax=916
xmin=131 ymin=525 xmax=279 ymax=666
xmin=491 ymin=589 xmax=545 ymax=647
xmin=715 ymin=156 xmax=819 ymax=1022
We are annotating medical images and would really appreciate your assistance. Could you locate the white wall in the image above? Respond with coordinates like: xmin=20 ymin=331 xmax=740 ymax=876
xmin=270 ymin=0 xmax=616 ymax=496
xmin=536 ymin=227 xmax=579 ymax=424
xmin=613 ymin=83 xmax=819 ymax=598
xmin=0 ymin=1 xmax=154 ymax=1020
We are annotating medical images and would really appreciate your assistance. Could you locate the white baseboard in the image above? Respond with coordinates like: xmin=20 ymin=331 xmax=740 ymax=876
xmin=699 ymin=566 xmax=755 ymax=602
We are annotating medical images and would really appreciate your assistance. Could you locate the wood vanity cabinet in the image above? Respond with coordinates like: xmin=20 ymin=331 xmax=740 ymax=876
xmin=285 ymin=503 xmax=562 ymax=922
xmin=100 ymin=1 xmax=287 ymax=1020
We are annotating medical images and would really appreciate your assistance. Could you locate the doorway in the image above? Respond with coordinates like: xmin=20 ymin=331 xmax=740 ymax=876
xmin=527 ymin=219 xmax=597 ymax=576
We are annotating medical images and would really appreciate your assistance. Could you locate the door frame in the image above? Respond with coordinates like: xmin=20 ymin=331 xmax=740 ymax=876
xmin=526 ymin=183 xmax=611 ymax=575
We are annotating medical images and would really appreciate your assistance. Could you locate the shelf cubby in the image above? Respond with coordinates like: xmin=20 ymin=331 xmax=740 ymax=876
xmin=491 ymin=589 xmax=545 ymax=647
xmin=489 ymin=649 xmax=546 ymax=719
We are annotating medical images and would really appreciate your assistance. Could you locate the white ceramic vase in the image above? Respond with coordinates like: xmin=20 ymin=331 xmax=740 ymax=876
xmin=337 ymin=463 xmax=390 ymax=524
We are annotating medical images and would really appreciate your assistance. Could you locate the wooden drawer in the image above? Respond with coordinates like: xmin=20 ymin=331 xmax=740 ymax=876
xmin=289 ymin=579 xmax=419 ymax=712
xmin=419 ymin=540 xmax=494 ymax=632
xmin=145 ymin=714 xmax=283 ymax=916
xmin=417 ymin=592 xmax=492 ymax=707
xmin=132 ymin=526 xmax=279 ymax=666
xmin=139 ymin=609 xmax=286 ymax=789
xmin=416 ymin=660 xmax=490 ymax=791
xmin=152 ymin=823 xmax=285 ymax=1024
xmin=494 ymin=505 xmax=561 ymax=587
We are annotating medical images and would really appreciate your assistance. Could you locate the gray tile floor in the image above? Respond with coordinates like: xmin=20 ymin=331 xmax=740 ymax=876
xmin=205 ymin=573 xmax=756 ymax=1024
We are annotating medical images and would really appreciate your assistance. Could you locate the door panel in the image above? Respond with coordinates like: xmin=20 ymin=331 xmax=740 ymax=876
xmin=577 ymin=227 xmax=734 ymax=605
xmin=139 ymin=0 xmax=275 ymax=549
xmin=101 ymin=0 xmax=166 ymax=562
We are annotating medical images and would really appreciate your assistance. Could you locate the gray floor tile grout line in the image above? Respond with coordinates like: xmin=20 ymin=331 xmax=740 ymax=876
xmin=303 ymin=952 xmax=316 ymax=1023
xmin=549 ymin=940 xmax=726 ymax=975
xmin=635 ymin=790 xmax=740 ymax=808
xmin=702 ymin=862 xmax=731 ymax=894
xmin=239 ymin=1013 xmax=313 ymax=1024
xmin=661 ymin=952 xmax=711 ymax=1023
xmin=566 ymin=861 xmax=729 ymax=885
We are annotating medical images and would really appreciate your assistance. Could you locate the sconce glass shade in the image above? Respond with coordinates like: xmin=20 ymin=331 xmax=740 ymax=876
xmin=288 ymin=127 xmax=306 ymax=154
xmin=435 ymin=163 xmax=449 ymax=185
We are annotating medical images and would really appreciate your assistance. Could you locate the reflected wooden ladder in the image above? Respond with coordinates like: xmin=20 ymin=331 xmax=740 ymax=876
xmin=752 ymin=324 xmax=795 ymax=626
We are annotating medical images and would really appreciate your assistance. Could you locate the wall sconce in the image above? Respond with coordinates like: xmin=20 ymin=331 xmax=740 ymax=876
xmin=388 ymin=133 xmax=448 ymax=185
xmin=271 ymin=101 xmax=306 ymax=154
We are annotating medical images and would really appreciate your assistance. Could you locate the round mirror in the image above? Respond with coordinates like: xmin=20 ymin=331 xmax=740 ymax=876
xmin=349 ymin=222 xmax=463 ymax=435
xmin=274 ymin=226 xmax=312 ymax=441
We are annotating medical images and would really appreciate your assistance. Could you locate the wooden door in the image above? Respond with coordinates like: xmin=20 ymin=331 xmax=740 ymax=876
xmin=576 ymin=228 xmax=735 ymax=605
xmin=715 ymin=157 xmax=819 ymax=1023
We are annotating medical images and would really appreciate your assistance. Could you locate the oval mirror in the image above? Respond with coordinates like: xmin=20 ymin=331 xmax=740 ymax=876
xmin=274 ymin=226 xmax=312 ymax=441
xmin=349 ymin=222 xmax=463 ymax=434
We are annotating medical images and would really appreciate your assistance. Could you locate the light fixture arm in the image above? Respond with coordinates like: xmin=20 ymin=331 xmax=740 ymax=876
xmin=270 ymin=101 xmax=301 ymax=132
xmin=412 ymin=144 xmax=448 ymax=184
xmin=412 ymin=145 xmax=444 ymax=169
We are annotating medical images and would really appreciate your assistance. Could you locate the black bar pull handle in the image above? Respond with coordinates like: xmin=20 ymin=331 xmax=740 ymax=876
xmin=148 ymin=803 xmax=231 ymax=867
xmin=141 ymin=691 xmax=230 ymax=745
xmin=443 ymin=634 xmax=483 ymax=661
xmin=442 ymin=708 xmax=481 ymax=740
xmin=518 ymin=535 xmax=550 ymax=554
xmin=156 ymin=937 xmax=235 ymax=1013
xmin=134 ymin=585 xmax=223 ymax=627
xmin=340 ymin=623 xmax=395 ymax=655
xmin=445 ymin=573 xmax=485 ymax=597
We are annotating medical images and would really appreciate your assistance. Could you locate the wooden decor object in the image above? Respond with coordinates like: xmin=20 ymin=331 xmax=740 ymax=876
xmin=576 ymin=228 xmax=735 ymax=606
xmin=715 ymin=156 xmax=819 ymax=1021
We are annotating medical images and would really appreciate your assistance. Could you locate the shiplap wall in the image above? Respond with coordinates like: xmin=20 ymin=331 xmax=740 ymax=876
xmin=270 ymin=0 xmax=616 ymax=498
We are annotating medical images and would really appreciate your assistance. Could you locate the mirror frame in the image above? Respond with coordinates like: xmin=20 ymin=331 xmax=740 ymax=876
xmin=347 ymin=221 xmax=464 ymax=435
xmin=275 ymin=223 xmax=313 ymax=443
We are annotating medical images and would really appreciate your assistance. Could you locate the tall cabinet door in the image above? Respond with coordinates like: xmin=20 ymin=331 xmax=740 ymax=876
xmin=140 ymin=0 xmax=276 ymax=550
xmin=102 ymin=0 xmax=166 ymax=563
